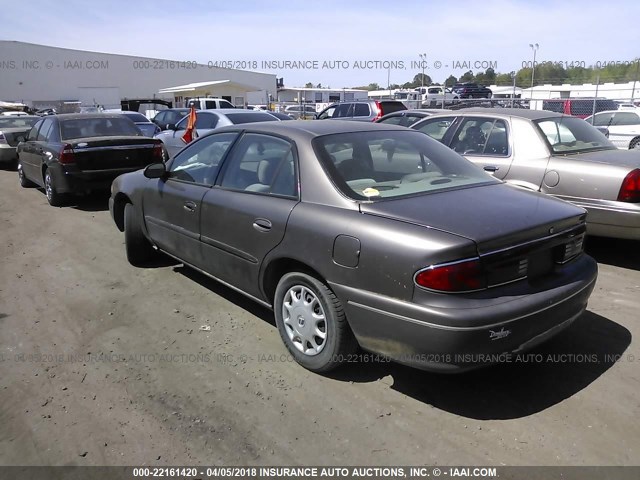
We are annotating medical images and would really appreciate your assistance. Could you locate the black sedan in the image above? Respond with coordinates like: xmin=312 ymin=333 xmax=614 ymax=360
xmin=18 ymin=113 xmax=163 ymax=206
xmin=109 ymin=121 xmax=597 ymax=373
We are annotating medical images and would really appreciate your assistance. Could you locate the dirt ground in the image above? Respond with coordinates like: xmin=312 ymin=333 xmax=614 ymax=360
xmin=0 ymin=168 xmax=639 ymax=467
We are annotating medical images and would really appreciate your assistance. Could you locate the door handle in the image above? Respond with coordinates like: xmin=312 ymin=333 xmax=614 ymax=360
xmin=183 ymin=201 xmax=197 ymax=212
xmin=252 ymin=218 xmax=272 ymax=232
xmin=483 ymin=165 xmax=499 ymax=173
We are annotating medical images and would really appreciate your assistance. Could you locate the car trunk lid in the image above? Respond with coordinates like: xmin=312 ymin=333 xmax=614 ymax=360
xmin=66 ymin=136 xmax=161 ymax=171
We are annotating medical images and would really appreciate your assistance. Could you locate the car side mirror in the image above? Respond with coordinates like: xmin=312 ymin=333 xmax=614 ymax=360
xmin=144 ymin=162 xmax=167 ymax=179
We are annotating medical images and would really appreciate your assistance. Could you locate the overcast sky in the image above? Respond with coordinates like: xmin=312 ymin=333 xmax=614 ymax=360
xmin=2 ymin=0 xmax=639 ymax=87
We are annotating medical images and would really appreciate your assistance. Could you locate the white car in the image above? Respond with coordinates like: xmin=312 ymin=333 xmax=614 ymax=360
xmin=414 ymin=86 xmax=459 ymax=107
xmin=0 ymin=111 xmax=29 ymax=116
xmin=586 ymin=109 xmax=640 ymax=149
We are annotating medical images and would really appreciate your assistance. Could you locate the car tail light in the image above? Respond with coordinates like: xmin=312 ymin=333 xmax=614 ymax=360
xmin=152 ymin=142 xmax=163 ymax=160
xmin=0 ymin=132 xmax=6 ymax=145
xmin=59 ymin=144 xmax=75 ymax=164
xmin=372 ymin=101 xmax=382 ymax=122
xmin=617 ymin=169 xmax=640 ymax=203
xmin=414 ymin=258 xmax=487 ymax=293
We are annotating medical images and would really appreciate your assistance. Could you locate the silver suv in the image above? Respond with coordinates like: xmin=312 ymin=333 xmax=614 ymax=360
xmin=316 ymin=100 xmax=407 ymax=122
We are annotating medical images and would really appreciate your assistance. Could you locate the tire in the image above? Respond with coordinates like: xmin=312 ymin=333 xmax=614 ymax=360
xmin=17 ymin=161 xmax=35 ymax=187
xmin=629 ymin=137 xmax=640 ymax=149
xmin=124 ymin=203 xmax=156 ymax=266
xmin=44 ymin=168 xmax=67 ymax=206
xmin=274 ymin=272 xmax=357 ymax=373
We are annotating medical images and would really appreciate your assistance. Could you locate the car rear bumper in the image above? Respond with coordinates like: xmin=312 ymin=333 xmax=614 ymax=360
xmin=52 ymin=164 xmax=141 ymax=194
xmin=330 ymin=254 xmax=598 ymax=372
xmin=581 ymin=203 xmax=640 ymax=240
xmin=0 ymin=145 xmax=17 ymax=164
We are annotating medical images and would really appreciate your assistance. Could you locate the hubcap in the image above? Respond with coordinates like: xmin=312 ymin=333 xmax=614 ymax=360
xmin=45 ymin=173 xmax=52 ymax=200
xmin=282 ymin=285 xmax=327 ymax=356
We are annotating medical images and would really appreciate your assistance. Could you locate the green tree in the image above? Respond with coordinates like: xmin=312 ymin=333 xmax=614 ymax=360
xmin=443 ymin=75 xmax=458 ymax=87
xmin=459 ymin=70 xmax=474 ymax=82
xmin=304 ymin=82 xmax=313 ymax=88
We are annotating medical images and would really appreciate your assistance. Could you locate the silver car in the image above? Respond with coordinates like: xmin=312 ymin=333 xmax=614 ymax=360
xmin=154 ymin=109 xmax=279 ymax=158
xmin=411 ymin=108 xmax=640 ymax=240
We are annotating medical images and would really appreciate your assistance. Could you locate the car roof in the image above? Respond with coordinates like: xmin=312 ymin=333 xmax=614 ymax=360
xmin=53 ymin=113 xmax=133 ymax=121
xmin=216 ymin=119 xmax=409 ymax=136
xmin=431 ymin=108 xmax=567 ymax=120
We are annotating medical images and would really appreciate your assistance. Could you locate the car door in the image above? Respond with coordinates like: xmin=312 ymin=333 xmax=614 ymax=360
xmin=25 ymin=118 xmax=56 ymax=185
xmin=610 ymin=112 xmax=640 ymax=148
xmin=142 ymin=132 xmax=239 ymax=266
xmin=18 ymin=119 xmax=44 ymax=181
xmin=157 ymin=112 xmax=220 ymax=158
xmin=447 ymin=117 xmax=514 ymax=180
xmin=198 ymin=132 xmax=299 ymax=299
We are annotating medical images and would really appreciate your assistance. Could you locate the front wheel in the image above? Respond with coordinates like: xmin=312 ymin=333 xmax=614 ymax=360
xmin=124 ymin=203 xmax=156 ymax=266
xmin=274 ymin=272 xmax=357 ymax=373
xmin=629 ymin=137 xmax=640 ymax=149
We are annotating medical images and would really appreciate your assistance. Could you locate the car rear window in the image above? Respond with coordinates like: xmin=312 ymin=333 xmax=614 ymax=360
xmin=60 ymin=117 xmax=142 ymax=140
xmin=225 ymin=112 xmax=278 ymax=124
xmin=379 ymin=101 xmax=407 ymax=115
xmin=313 ymin=130 xmax=497 ymax=201
xmin=121 ymin=112 xmax=149 ymax=122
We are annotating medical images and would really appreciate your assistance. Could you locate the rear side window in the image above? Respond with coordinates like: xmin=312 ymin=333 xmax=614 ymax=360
xmin=334 ymin=104 xmax=353 ymax=118
xmin=37 ymin=118 xmax=54 ymax=141
xmin=353 ymin=104 xmax=370 ymax=117
xmin=379 ymin=101 xmax=407 ymax=115
xmin=542 ymin=101 xmax=565 ymax=114
xmin=450 ymin=118 xmax=509 ymax=156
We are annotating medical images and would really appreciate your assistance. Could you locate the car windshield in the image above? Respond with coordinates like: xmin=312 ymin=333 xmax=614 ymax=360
xmin=60 ymin=117 xmax=142 ymax=140
xmin=313 ymin=130 xmax=498 ymax=201
xmin=0 ymin=117 xmax=39 ymax=128
xmin=534 ymin=116 xmax=616 ymax=154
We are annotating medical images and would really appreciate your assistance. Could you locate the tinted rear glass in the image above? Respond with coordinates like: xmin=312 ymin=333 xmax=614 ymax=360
xmin=60 ymin=117 xmax=142 ymax=140
xmin=121 ymin=112 xmax=149 ymax=122
xmin=225 ymin=113 xmax=277 ymax=124
xmin=379 ymin=101 xmax=407 ymax=115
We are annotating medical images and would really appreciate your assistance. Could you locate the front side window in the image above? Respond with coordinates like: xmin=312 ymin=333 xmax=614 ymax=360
xmin=612 ymin=112 xmax=640 ymax=126
xmin=450 ymin=118 xmax=509 ymax=156
xmin=535 ymin=116 xmax=616 ymax=154
xmin=168 ymin=132 xmax=238 ymax=185
xmin=313 ymin=130 xmax=496 ymax=200
xmin=219 ymin=133 xmax=297 ymax=197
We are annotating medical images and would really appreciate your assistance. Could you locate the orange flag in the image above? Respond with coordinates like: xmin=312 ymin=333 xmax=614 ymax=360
xmin=181 ymin=106 xmax=198 ymax=144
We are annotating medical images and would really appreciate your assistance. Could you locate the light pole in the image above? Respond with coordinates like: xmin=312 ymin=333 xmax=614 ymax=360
xmin=419 ymin=53 xmax=427 ymax=90
xmin=529 ymin=43 xmax=539 ymax=99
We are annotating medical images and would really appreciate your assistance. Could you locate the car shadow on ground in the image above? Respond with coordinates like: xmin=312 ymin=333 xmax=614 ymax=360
xmin=329 ymin=311 xmax=631 ymax=420
xmin=163 ymin=264 xmax=631 ymax=420
xmin=585 ymin=236 xmax=640 ymax=271
xmin=68 ymin=191 xmax=111 ymax=212
xmin=172 ymin=265 xmax=274 ymax=325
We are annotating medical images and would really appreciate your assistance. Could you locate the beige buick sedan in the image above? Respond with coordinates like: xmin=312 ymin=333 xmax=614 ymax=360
xmin=412 ymin=108 xmax=640 ymax=240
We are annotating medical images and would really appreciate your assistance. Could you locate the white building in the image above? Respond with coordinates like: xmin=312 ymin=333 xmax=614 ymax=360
xmin=276 ymin=87 xmax=368 ymax=104
xmin=0 ymin=41 xmax=276 ymax=110
xmin=521 ymin=81 xmax=640 ymax=101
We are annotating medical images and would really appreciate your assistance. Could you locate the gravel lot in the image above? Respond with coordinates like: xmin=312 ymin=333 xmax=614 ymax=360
xmin=0 ymin=168 xmax=638 ymax=467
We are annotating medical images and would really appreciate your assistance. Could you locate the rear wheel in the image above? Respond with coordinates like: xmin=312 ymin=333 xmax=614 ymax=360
xmin=629 ymin=137 xmax=640 ymax=149
xmin=18 ymin=161 xmax=35 ymax=187
xmin=274 ymin=272 xmax=357 ymax=373
xmin=44 ymin=169 xmax=67 ymax=206
xmin=124 ymin=203 xmax=156 ymax=266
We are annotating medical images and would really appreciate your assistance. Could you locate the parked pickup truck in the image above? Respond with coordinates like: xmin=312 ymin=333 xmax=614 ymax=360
xmin=16 ymin=113 xmax=163 ymax=206
xmin=414 ymin=86 xmax=460 ymax=106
